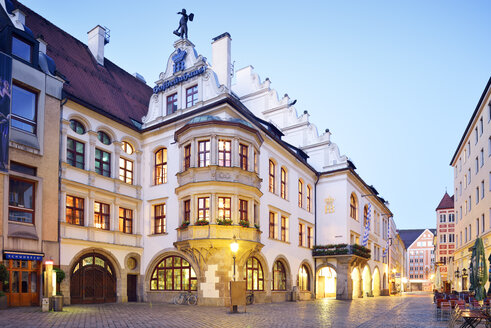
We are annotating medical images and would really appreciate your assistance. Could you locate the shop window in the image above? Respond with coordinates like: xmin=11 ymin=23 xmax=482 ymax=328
xmin=12 ymin=84 xmax=36 ymax=134
xmin=119 ymin=158 xmax=133 ymax=184
xmin=94 ymin=201 xmax=110 ymax=230
xmin=166 ymin=93 xmax=178 ymax=114
xmin=272 ymin=261 xmax=286 ymax=291
xmin=119 ymin=207 xmax=133 ymax=234
xmin=155 ymin=148 xmax=167 ymax=185
xmin=198 ymin=140 xmax=210 ymax=167
xmin=245 ymin=257 xmax=264 ymax=291
xmin=69 ymin=119 xmax=85 ymax=134
xmin=150 ymin=256 xmax=197 ymax=291
xmin=12 ymin=35 xmax=32 ymax=62
xmin=298 ymin=265 xmax=310 ymax=291
xmin=186 ymin=85 xmax=198 ymax=107
xmin=218 ymin=140 xmax=231 ymax=167
xmin=95 ymin=148 xmax=111 ymax=177
xmin=239 ymin=144 xmax=248 ymax=170
xmin=97 ymin=131 xmax=111 ymax=145
xmin=66 ymin=195 xmax=84 ymax=226
xmin=154 ymin=203 xmax=166 ymax=234
xmin=67 ymin=138 xmax=85 ymax=169
xmin=9 ymin=177 xmax=35 ymax=224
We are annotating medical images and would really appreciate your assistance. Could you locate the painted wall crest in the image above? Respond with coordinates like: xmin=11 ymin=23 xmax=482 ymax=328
xmin=172 ymin=49 xmax=187 ymax=73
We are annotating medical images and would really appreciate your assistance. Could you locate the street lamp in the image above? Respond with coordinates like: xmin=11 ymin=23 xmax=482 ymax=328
xmin=230 ymin=236 xmax=239 ymax=281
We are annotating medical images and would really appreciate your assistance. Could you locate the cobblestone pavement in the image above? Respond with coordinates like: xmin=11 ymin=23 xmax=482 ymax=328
xmin=3 ymin=294 xmax=448 ymax=328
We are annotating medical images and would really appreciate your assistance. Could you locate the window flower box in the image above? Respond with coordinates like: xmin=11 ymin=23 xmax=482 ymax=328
xmin=178 ymin=221 xmax=190 ymax=229
xmin=239 ymin=219 xmax=249 ymax=228
xmin=195 ymin=219 xmax=209 ymax=226
xmin=216 ymin=218 xmax=233 ymax=226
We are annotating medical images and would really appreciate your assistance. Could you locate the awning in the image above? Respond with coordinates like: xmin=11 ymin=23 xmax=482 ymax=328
xmin=3 ymin=251 xmax=44 ymax=261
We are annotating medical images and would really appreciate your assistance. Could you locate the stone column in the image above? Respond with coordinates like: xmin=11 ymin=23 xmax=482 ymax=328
xmin=336 ymin=257 xmax=353 ymax=300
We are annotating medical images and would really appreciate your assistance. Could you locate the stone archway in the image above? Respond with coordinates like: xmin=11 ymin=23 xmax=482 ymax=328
xmin=351 ymin=267 xmax=361 ymax=299
xmin=372 ymin=267 xmax=381 ymax=296
xmin=361 ymin=265 xmax=372 ymax=297
xmin=316 ymin=265 xmax=337 ymax=298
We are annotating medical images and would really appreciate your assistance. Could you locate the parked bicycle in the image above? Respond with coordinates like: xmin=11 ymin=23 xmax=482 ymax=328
xmin=173 ymin=292 xmax=198 ymax=305
xmin=246 ymin=291 xmax=254 ymax=305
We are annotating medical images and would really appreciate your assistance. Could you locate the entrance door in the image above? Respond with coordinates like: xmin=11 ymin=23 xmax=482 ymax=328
xmin=317 ymin=276 xmax=325 ymax=299
xmin=127 ymin=275 xmax=137 ymax=302
xmin=5 ymin=259 xmax=40 ymax=306
xmin=70 ymin=253 xmax=116 ymax=304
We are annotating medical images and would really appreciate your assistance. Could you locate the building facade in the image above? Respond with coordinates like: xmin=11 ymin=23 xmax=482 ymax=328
xmin=1 ymin=1 xmax=400 ymax=306
xmin=434 ymin=192 xmax=455 ymax=291
xmin=451 ymin=77 xmax=491 ymax=292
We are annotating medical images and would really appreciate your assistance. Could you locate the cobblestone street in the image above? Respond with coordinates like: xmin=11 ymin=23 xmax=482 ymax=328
xmin=2 ymin=294 xmax=447 ymax=328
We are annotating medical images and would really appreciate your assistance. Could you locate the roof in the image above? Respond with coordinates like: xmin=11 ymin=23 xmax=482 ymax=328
xmin=13 ymin=0 xmax=153 ymax=129
xmin=398 ymin=229 xmax=436 ymax=249
xmin=450 ymin=76 xmax=491 ymax=165
xmin=436 ymin=192 xmax=454 ymax=210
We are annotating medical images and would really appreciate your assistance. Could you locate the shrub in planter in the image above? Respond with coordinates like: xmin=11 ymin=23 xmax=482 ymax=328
xmin=54 ymin=268 xmax=66 ymax=285
xmin=216 ymin=218 xmax=233 ymax=226
xmin=239 ymin=220 xmax=249 ymax=228
xmin=178 ymin=221 xmax=190 ymax=229
xmin=195 ymin=219 xmax=209 ymax=226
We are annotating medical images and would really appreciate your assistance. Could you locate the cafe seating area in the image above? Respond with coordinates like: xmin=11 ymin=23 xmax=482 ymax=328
xmin=434 ymin=292 xmax=491 ymax=327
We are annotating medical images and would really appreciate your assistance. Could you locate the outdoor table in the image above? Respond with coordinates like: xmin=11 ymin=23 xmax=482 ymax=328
xmin=459 ymin=309 xmax=489 ymax=328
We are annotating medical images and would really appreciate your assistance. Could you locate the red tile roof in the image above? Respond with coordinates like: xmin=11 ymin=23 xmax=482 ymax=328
xmin=14 ymin=1 xmax=153 ymax=129
xmin=436 ymin=192 xmax=454 ymax=210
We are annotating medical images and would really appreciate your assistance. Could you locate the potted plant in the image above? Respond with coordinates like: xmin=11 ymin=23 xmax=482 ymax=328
xmin=52 ymin=268 xmax=66 ymax=311
xmin=178 ymin=221 xmax=190 ymax=229
xmin=195 ymin=219 xmax=209 ymax=226
xmin=0 ymin=263 xmax=8 ymax=309
xmin=216 ymin=218 xmax=232 ymax=226
xmin=239 ymin=219 xmax=249 ymax=228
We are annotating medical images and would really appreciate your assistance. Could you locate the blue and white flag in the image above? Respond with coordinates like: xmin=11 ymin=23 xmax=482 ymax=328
xmin=362 ymin=203 xmax=371 ymax=246
xmin=383 ymin=218 xmax=390 ymax=257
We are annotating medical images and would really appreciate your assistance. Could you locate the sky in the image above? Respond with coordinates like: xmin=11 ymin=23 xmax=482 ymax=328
xmin=19 ymin=0 xmax=491 ymax=229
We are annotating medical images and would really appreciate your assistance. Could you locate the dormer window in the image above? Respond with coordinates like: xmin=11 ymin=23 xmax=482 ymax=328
xmin=166 ymin=93 xmax=178 ymax=115
xmin=12 ymin=36 xmax=32 ymax=62
xmin=186 ymin=85 xmax=198 ymax=108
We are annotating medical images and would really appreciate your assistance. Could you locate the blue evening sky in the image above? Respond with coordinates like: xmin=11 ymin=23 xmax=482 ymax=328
xmin=20 ymin=0 xmax=491 ymax=229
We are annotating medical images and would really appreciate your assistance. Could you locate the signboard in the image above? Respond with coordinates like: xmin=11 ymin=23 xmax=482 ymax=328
xmin=0 ymin=52 xmax=12 ymax=172
xmin=153 ymin=66 xmax=206 ymax=94
xmin=230 ymin=281 xmax=246 ymax=307
xmin=4 ymin=252 xmax=44 ymax=261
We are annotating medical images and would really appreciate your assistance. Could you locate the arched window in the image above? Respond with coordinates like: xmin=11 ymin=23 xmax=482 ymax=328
xmin=272 ymin=261 xmax=286 ymax=291
xmin=97 ymin=131 xmax=111 ymax=145
xmin=298 ymin=179 xmax=303 ymax=208
xmin=298 ymin=264 xmax=310 ymax=291
xmin=363 ymin=205 xmax=369 ymax=228
xmin=121 ymin=141 xmax=134 ymax=155
xmin=154 ymin=148 xmax=167 ymax=185
xmin=150 ymin=256 xmax=197 ymax=291
xmin=69 ymin=119 xmax=85 ymax=134
xmin=306 ymin=185 xmax=312 ymax=212
xmin=350 ymin=193 xmax=358 ymax=220
xmin=280 ymin=167 xmax=287 ymax=199
xmin=245 ymin=257 xmax=264 ymax=291
xmin=269 ymin=160 xmax=275 ymax=193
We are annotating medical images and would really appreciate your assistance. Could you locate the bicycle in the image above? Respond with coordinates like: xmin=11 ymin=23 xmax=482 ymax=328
xmin=173 ymin=292 xmax=198 ymax=305
xmin=246 ymin=291 xmax=254 ymax=305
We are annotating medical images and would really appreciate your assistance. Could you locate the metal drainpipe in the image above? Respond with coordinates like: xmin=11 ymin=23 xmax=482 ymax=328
xmin=313 ymin=173 xmax=320 ymax=300
xmin=58 ymin=93 xmax=67 ymax=269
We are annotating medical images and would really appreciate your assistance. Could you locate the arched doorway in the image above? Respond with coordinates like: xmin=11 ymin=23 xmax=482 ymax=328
xmin=362 ymin=265 xmax=372 ymax=297
xmin=316 ymin=266 xmax=337 ymax=298
xmin=70 ymin=253 xmax=116 ymax=304
xmin=372 ymin=267 xmax=381 ymax=296
xmin=351 ymin=267 xmax=361 ymax=299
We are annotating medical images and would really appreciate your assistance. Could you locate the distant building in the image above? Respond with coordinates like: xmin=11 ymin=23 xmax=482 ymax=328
xmin=434 ymin=192 xmax=455 ymax=291
xmin=399 ymin=229 xmax=436 ymax=292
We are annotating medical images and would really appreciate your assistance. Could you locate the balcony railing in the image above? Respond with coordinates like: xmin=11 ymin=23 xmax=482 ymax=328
xmin=312 ymin=244 xmax=371 ymax=259
xmin=176 ymin=224 xmax=262 ymax=243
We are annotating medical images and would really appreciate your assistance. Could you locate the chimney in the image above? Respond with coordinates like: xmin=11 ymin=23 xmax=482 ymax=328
xmin=12 ymin=9 xmax=26 ymax=25
xmin=211 ymin=32 xmax=231 ymax=89
xmin=37 ymin=37 xmax=47 ymax=54
xmin=87 ymin=25 xmax=108 ymax=65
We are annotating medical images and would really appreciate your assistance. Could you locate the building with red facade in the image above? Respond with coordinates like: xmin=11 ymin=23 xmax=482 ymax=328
xmin=435 ymin=192 xmax=455 ymax=291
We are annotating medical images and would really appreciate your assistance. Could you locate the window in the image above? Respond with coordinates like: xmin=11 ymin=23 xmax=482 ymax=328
xmin=66 ymin=195 xmax=84 ymax=226
xmin=198 ymin=140 xmax=210 ymax=167
xmin=197 ymin=197 xmax=210 ymax=221
xmin=476 ymin=157 xmax=479 ymax=174
xmin=119 ymin=207 xmax=133 ymax=234
xmin=269 ymin=212 xmax=276 ymax=239
xmin=217 ymin=197 xmax=231 ymax=221
xmin=468 ymin=196 xmax=471 ymax=212
xmin=67 ymin=138 xmax=85 ymax=169
xmin=254 ymin=151 xmax=258 ymax=173
xmin=184 ymin=144 xmax=191 ymax=170
xmin=69 ymin=119 xmax=86 ymax=134
xmin=350 ymin=193 xmax=358 ymax=220
xmin=239 ymin=144 xmax=248 ymax=170
xmin=10 ymin=162 xmax=36 ymax=176
xmin=12 ymin=84 xmax=36 ymax=133
xmin=183 ymin=199 xmax=190 ymax=223
xmin=239 ymin=199 xmax=248 ymax=223
xmin=298 ymin=265 xmax=310 ymax=291
xmin=475 ymin=127 xmax=479 ymax=144
xmin=482 ymin=214 xmax=485 ymax=234
xmin=476 ymin=187 xmax=480 ymax=204
xmin=245 ymin=257 xmax=264 ymax=291
xmin=481 ymin=181 xmax=485 ymax=199
xmin=95 ymin=149 xmax=111 ymax=177
xmin=269 ymin=160 xmax=276 ymax=193
xmin=218 ymin=140 xmax=231 ymax=167
xmin=280 ymin=167 xmax=287 ymax=199
xmin=307 ymin=226 xmax=313 ymax=248
xmin=468 ymin=169 xmax=471 ymax=184
xmin=166 ymin=93 xmax=178 ymax=115
xmin=449 ymin=214 xmax=455 ymax=222
xmin=480 ymin=149 xmax=484 ymax=167
xmin=272 ymin=261 xmax=286 ymax=291
xmin=150 ymin=256 xmax=197 ymax=291
xmin=363 ymin=205 xmax=369 ymax=228
xmin=477 ymin=218 xmax=480 ymax=236
xmin=306 ymin=185 xmax=312 ymax=212
xmin=280 ymin=216 xmax=288 ymax=242
xmin=12 ymin=36 xmax=32 ymax=62
xmin=119 ymin=158 xmax=133 ymax=184
xmin=298 ymin=180 xmax=303 ymax=208
xmin=154 ymin=148 xmax=167 ymax=185
xmin=154 ymin=204 xmax=166 ymax=234
xmin=9 ymin=178 xmax=35 ymax=224
xmin=97 ymin=131 xmax=111 ymax=145
xmin=299 ymin=223 xmax=304 ymax=246
xmin=94 ymin=202 xmax=109 ymax=230
xmin=186 ymin=85 xmax=198 ymax=107
xmin=480 ymin=117 xmax=483 ymax=136
xmin=121 ymin=141 xmax=134 ymax=155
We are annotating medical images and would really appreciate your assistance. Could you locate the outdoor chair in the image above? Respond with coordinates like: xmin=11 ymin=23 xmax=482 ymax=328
xmin=441 ymin=301 xmax=452 ymax=321
xmin=447 ymin=307 xmax=462 ymax=328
